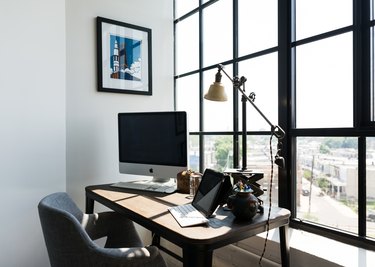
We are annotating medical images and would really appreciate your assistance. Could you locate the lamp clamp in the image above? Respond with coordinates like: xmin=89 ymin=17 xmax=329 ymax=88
xmin=271 ymin=125 xmax=285 ymax=140
xmin=248 ymin=92 xmax=256 ymax=102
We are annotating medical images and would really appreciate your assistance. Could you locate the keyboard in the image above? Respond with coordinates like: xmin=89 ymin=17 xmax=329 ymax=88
xmin=111 ymin=180 xmax=177 ymax=194
xmin=168 ymin=204 xmax=209 ymax=227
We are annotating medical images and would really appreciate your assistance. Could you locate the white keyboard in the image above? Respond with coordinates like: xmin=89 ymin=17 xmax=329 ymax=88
xmin=111 ymin=180 xmax=176 ymax=194
xmin=168 ymin=204 xmax=209 ymax=227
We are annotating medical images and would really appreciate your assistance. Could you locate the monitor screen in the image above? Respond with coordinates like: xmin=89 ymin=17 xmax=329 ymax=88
xmin=118 ymin=111 xmax=188 ymax=182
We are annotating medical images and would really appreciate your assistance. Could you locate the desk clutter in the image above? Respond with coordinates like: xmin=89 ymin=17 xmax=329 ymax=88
xmin=85 ymin=183 xmax=291 ymax=267
xmin=171 ymin=169 xmax=225 ymax=227
xmin=175 ymin=168 xmax=264 ymax=222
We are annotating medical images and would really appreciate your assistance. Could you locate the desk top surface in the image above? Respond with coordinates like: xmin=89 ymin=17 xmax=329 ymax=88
xmin=86 ymin=184 xmax=290 ymax=247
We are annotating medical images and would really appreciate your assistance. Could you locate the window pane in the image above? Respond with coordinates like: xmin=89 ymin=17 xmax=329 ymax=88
xmin=176 ymin=74 xmax=200 ymax=132
xmin=367 ymin=137 xmax=375 ymax=238
xmin=176 ymin=14 xmax=199 ymax=75
xmin=238 ymin=0 xmax=277 ymax=56
xmin=203 ymin=66 xmax=233 ymax=132
xmin=296 ymin=33 xmax=353 ymax=128
xmin=189 ymin=135 xmax=200 ymax=172
xmin=295 ymin=0 xmax=352 ymax=40
xmin=297 ymin=137 xmax=358 ymax=234
xmin=246 ymin=135 xmax=279 ymax=206
xmin=174 ymin=0 xmax=198 ymax=19
xmin=238 ymin=53 xmax=278 ymax=132
xmin=204 ymin=135 xmax=233 ymax=171
xmin=202 ymin=0 xmax=233 ymax=67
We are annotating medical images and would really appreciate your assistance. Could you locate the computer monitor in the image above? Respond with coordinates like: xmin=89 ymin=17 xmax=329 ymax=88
xmin=118 ymin=111 xmax=188 ymax=182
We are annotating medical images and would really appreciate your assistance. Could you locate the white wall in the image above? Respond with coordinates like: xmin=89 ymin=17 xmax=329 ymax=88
xmin=0 ymin=0 xmax=66 ymax=266
xmin=65 ymin=0 xmax=174 ymax=247
xmin=0 ymin=0 xmax=173 ymax=266
xmin=65 ymin=0 xmax=174 ymax=209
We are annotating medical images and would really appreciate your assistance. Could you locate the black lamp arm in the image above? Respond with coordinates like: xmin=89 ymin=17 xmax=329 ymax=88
xmin=216 ymin=65 xmax=285 ymax=140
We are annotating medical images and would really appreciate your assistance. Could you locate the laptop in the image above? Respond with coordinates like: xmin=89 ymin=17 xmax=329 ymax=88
xmin=168 ymin=168 xmax=226 ymax=227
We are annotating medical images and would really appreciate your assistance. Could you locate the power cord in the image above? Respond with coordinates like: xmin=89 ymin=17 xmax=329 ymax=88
xmin=258 ymin=134 xmax=275 ymax=266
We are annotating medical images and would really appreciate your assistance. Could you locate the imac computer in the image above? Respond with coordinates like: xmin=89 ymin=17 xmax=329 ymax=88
xmin=118 ymin=111 xmax=188 ymax=184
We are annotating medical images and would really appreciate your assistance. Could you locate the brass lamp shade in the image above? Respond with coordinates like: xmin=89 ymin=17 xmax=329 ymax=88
xmin=204 ymin=82 xmax=228 ymax=101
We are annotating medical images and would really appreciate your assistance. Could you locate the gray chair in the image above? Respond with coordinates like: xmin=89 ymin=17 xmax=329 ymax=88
xmin=38 ymin=192 xmax=167 ymax=267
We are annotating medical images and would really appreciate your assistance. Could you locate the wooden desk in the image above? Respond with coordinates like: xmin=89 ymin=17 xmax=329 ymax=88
xmin=86 ymin=184 xmax=290 ymax=267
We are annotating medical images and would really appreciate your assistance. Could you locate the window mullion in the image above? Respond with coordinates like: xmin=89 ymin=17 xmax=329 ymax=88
xmin=199 ymin=0 xmax=204 ymax=172
xmin=278 ymin=0 xmax=293 ymax=210
xmin=358 ymin=136 xmax=366 ymax=237
xmin=353 ymin=0 xmax=371 ymax=128
xmin=233 ymin=0 xmax=239 ymax=169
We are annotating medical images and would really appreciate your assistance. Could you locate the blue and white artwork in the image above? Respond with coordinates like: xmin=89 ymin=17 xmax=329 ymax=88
xmin=109 ymin=35 xmax=142 ymax=81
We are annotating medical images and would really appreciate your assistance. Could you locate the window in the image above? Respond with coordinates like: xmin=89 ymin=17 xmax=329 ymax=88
xmin=175 ymin=0 xmax=375 ymax=251
xmin=291 ymin=0 xmax=375 ymax=250
xmin=371 ymin=0 xmax=375 ymax=121
xmin=175 ymin=0 xmax=279 ymax=206
xmin=296 ymin=137 xmax=358 ymax=234
xmin=295 ymin=33 xmax=353 ymax=128
xmin=367 ymin=137 xmax=375 ymax=238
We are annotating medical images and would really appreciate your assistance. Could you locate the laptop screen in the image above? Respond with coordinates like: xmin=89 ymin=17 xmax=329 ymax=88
xmin=192 ymin=169 xmax=225 ymax=217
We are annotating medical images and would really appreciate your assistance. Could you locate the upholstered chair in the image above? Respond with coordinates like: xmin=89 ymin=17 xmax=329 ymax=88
xmin=38 ymin=192 xmax=167 ymax=267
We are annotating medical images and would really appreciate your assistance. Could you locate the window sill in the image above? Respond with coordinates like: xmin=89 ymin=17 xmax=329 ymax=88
xmin=228 ymin=228 xmax=375 ymax=267
xmin=152 ymin=223 xmax=375 ymax=266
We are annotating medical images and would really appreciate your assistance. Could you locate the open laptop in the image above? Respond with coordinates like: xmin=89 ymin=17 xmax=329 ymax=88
xmin=168 ymin=168 xmax=226 ymax=227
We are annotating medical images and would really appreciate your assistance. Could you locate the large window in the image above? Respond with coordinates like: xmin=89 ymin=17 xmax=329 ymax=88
xmin=175 ymin=0 xmax=279 ymax=204
xmin=174 ymin=0 xmax=375 ymax=251
xmin=291 ymin=0 xmax=374 ymax=250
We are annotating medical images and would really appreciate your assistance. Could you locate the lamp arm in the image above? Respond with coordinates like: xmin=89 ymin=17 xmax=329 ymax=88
xmin=237 ymin=86 xmax=285 ymax=139
xmin=217 ymin=64 xmax=285 ymax=140
xmin=218 ymin=64 xmax=234 ymax=83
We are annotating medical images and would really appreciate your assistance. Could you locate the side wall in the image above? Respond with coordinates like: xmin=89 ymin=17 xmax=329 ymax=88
xmin=65 ymin=0 xmax=174 ymax=240
xmin=0 ymin=1 xmax=66 ymax=266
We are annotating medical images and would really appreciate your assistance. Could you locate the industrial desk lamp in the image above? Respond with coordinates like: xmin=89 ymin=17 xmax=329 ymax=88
xmin=204 ymin=64 xmax=285 ymax=171
xmin=205 ymin=64 xmax=286 ymax=267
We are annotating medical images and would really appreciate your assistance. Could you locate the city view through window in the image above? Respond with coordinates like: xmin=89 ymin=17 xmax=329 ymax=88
xmin=296 ymin=137 xmax=375 ymax=238
xmin=189 ymin=135 xmax=375 ymax=239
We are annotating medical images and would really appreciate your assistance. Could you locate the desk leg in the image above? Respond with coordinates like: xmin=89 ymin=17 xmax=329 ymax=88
xmin=86 ymin=196 xmax=95 ymax=214
xmin=279 ymin=225 xmax=290 ymax=267
xmin=183 ymin=247 xmax=212 ymax=267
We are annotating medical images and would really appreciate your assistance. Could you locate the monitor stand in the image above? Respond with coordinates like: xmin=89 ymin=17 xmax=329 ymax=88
xmin=151 ymin=176 xmax=174 ymax=184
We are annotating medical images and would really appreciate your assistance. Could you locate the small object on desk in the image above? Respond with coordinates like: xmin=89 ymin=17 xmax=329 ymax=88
xmin=177 ymin=169 xmax=201 ymax=194
xmin=227 ymin=190 xmax=263 ymax=220
xmin=111 ymin=179 xmax=177 ymax=193
xmin=226 ymin=180 xmax=263 ymax=220
xmin=187 ymin=172 xmax=202 ymax=199
xmin=224 ymin=168 xmax=264 ymax=197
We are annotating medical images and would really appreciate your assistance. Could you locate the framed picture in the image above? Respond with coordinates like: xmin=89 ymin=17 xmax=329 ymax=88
xmin=97 ymin=17 xmax=152 ymax=95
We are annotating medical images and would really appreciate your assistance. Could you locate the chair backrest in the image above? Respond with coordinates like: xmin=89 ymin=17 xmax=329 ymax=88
xmin=38 ymin=192 xmax=95 ymax=266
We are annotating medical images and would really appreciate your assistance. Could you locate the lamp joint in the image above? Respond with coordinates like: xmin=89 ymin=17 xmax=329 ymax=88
xmin=248 ymin=92 xmax=256 ymax=102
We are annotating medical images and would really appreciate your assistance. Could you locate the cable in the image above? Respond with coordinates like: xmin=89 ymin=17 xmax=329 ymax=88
xmin=258 ymin=134 xmax=275 ymax=266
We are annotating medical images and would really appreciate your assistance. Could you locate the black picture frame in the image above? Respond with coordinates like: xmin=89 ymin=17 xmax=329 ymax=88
xmin=97 ymin=17 xmax=152 ymax=95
